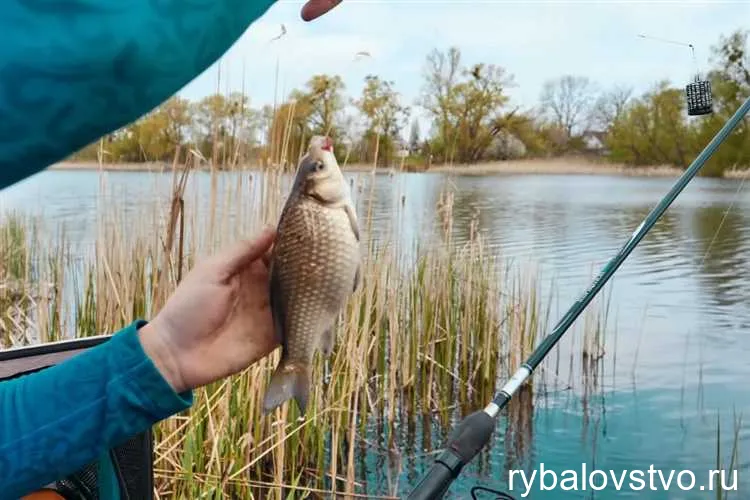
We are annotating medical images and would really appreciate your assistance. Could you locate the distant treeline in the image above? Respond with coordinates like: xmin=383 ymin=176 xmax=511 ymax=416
xmin=70 ymin=29 xmax=750 ymax=177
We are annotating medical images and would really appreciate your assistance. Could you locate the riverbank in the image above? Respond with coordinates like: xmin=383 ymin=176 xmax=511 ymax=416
xmin=50 ymin=158 xmax=749 ymax=179
xmin=345 ymin=158 xmax=688 ymax=177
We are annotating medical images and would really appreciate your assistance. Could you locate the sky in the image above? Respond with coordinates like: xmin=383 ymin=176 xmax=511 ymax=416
xmin=177 ymin=0 xmax=750 ymax=133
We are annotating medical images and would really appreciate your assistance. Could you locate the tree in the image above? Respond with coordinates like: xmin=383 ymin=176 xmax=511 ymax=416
xmin=98 ymin=96 xmax=193 ymax=162
xmin=418 ymin=47 xmax=462 ymax=163
xmin=418 ymin=47 xmax=515 ymax=163
xmin=712 ymin=29 xmax=750 ymax=89
xmin=591 ymin=85 xmax=633 ymax=133
xmin=605 ymin=81 xmax=694 ymax=168
xmin=333 ymin=111 xmax=363 ymax=164
xmin=408 ymin=119 xmax=421 ymax=155
xmin=449 ymin=63 xmax=514 ymax=162
xmin=354 ymin=75 xmax=410 ymax=166
xmin=267 ymin=98 xmax=315 ymax=169
xmin=190 ymin=92 xmax=259 ymax=167
xmin=539 ymin=75 xmax=596 ymax=144
xmin=693 ymin=28 xmax=750 ymax=175
xmin=291 ymin=74 xmax=346 ymax=139
xmin=488 ymin=110 xmax=548 ymax=159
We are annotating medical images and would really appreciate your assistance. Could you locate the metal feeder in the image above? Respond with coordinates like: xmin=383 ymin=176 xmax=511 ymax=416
xmin=637 ymin=35 xmax=714 ymax=117
xmin=686 ymin=75 xmax=713 ymax=116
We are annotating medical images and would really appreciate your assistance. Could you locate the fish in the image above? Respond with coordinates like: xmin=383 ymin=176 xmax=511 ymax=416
xmin=262 ymin=135 xmax=361 ymax=415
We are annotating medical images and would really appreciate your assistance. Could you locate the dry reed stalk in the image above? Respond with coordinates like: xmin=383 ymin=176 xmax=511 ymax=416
xmin=0 ymin=106 xmax=615 ymax=497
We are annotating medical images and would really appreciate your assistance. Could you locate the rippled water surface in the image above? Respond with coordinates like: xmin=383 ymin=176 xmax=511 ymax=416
xmin=1 ymin=169 xmax=748 ymax=498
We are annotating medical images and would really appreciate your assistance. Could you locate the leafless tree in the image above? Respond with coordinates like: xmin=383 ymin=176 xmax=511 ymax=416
xmin=591 ymin=85 xmax=634 ymax=132
xmin=539 ymin=75 xmax=596 ymax=138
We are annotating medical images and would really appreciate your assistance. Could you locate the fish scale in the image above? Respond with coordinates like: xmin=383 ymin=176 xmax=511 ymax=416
xmin=262 ymin=135 xmax=361 ymax=415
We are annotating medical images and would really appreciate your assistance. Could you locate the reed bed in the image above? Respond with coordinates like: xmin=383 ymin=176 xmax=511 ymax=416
xmin=0 ymin=161 xmax=614 ymax=498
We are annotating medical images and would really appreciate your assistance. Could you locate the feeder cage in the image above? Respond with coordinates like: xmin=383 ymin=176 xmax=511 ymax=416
xmin=685 ymin=76 xmax=713 ymax=116
xmin=1 ymin=336 xmax=155 ymax=500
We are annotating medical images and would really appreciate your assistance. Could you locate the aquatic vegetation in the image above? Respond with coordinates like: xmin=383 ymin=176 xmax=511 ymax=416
xmin=0 ymin=163 xmax=619 ymax=498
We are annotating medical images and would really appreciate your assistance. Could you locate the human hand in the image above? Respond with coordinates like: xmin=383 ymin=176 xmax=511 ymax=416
xmin=138 ymin=227 xmax=278 ymax=393
xmin=301 ymin=0 xmax=343 ymax=21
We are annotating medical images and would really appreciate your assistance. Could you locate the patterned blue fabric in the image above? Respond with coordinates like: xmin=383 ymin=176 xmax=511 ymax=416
xmin=0 ymin=320 xmax=194 ymax=498
xmin=0 ymin=0 xmax=276 ymax=190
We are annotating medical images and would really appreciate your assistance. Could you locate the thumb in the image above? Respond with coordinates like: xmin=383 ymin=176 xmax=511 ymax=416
xmin=220 ymin=227 xmax=276 ymax=277
xmin=301 ymin=0 xmax=342 ymax=21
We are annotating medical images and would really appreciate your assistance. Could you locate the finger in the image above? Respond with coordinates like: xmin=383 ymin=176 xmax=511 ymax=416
xmin=301 ymin=0 xmax=342 ymax=21
xmin=262 ymin=245 xmax=274 ymax=268
xmin=221 ymin=227 xmax=276 ymax=277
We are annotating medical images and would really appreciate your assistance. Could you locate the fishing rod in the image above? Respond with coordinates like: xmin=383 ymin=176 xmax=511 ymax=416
xmin=406 ymin=94 xmax=750 ymax=500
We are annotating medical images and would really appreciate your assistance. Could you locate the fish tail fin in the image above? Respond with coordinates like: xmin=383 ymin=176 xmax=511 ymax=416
xmin=262 ymin=361 xmax=311 ymax=415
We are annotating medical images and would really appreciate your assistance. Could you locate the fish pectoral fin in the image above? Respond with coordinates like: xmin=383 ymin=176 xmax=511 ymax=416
xmin=325 ymin=199 xmax=360 ymax=241
xmin=262 ymin=361 xmax=311 ymax=415
xmin=319 ymin=326 xmax=336 ymax=357
xmin=268 ymin=268 xmax=286 ymax=345
xmin=353 ymin=263 xmax=361 ymax=293
xmin=343 ymin=203 xmax=360 ymax=242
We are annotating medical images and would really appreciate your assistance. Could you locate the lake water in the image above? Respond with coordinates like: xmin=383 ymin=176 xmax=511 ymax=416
xmin=0 ymin=169 xmax=748 ymax=498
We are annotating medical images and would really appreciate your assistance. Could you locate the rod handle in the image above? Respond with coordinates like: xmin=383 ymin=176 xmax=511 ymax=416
xmin=406 ymin=410 xmax=496 ymax=500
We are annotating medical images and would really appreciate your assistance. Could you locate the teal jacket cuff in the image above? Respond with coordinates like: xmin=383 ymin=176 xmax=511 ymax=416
xmin=0 ymin=319 xmax=193 ymax=498
xmin=124 ymin=319 xmax=194 ymax=414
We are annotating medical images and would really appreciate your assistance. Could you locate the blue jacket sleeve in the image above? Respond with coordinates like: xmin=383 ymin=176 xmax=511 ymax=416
xmin=0 ymin=320 xmax=193 ymax=498
xmin=0 ymin=0 xmax=276 ymax=191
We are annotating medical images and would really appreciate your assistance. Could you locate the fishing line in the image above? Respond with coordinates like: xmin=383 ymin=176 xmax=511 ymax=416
xmin=637 ymin=33 xmax=694 ymax=52
xmin=699 ymin=172 xmax=749 ymax=266
xmin=637 ymin=33 xmax=699 ymax=77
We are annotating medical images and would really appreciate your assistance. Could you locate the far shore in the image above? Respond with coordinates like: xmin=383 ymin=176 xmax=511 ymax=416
xmin=49 ymin=158 xmax=749 ymax=179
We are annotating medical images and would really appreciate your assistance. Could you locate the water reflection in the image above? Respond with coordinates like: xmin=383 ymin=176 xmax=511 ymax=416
xmin=689 ymin=204 xmax=749 ymax=309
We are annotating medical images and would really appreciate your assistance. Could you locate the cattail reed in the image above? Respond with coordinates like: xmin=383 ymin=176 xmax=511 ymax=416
xmin=0 ymin=140 xmax=614 ymax=498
